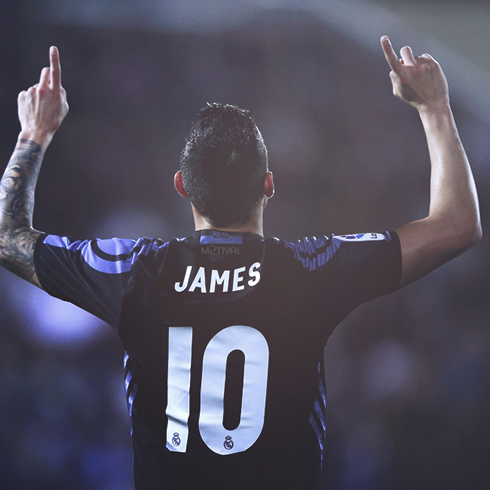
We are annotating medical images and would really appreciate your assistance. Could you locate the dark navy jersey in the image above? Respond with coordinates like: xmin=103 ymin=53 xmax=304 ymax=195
xmin=34 ymin=229 xmax=401 ymax=490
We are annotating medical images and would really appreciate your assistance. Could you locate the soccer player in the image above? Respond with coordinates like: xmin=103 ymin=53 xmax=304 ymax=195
xmin=0 ymin=36 xmax=481 ymax=489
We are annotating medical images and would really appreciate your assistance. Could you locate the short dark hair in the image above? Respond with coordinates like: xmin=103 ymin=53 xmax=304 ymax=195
xmin=180 ymin=103 xmax=268 ymax=228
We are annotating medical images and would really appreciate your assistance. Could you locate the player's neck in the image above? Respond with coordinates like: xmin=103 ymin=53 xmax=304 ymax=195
xmin=191 ymin=205 xmax=264 ymax=237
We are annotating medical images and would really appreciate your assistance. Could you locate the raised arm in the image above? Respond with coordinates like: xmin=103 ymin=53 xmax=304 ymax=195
xmin=0 ymin=46 xmax=69 ymax=287
xmin=380 ymin=36 xmax=482 ymax=287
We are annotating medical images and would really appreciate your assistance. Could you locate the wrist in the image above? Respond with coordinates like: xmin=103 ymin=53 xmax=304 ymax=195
xmin=418 ymin=102 xmax=460 ymax=143
xmin=417 ymin=102 xmax=452 ymax=119
xmin=18 ymin=129 xmax=54 ymax=150
xmin=418 ymin=103 xmax=455 ymax=130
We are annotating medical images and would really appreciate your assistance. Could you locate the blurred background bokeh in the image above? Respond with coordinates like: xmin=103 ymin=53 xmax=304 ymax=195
xmin=1 ymin=1 xmax=489 ymax=489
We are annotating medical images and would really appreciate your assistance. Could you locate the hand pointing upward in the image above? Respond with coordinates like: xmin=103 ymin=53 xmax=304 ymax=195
xmin=18 ymin=46 xmax=69 ymax=148
xmin=380 ymin=35 xmax=449 ymax=113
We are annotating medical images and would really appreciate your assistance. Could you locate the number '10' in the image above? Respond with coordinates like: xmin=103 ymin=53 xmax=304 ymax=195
xmin=166 ymin=325 xmax=270 ymax=455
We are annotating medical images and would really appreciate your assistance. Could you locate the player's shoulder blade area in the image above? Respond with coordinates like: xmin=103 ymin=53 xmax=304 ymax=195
xmin=118 ymin=231 xmax=335 ymax=490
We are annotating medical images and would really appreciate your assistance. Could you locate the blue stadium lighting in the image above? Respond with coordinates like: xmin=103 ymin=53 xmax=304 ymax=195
xmin=10 ymin=279 xmax=104 ymax=347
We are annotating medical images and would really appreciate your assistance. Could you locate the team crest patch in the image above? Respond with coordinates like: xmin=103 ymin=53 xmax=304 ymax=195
xmin=172 ymin=432 xmax=181 ymax=446
xmin=334 ymin=233 xmax=386 ymax=242
xmin=224 ymin=436 xmax=234 ymax=450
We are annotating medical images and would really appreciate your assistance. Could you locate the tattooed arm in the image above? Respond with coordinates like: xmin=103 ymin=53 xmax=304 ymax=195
xmin=0 ymin=46 xmax=68 ymax=287
xmin=0 ymin=139 xmax=44 ymax=286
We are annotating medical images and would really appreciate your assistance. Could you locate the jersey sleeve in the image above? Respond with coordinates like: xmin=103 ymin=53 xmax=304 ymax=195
xmin=34 ymin=234 xmax=161 ymax=328
xmin=326 ymin=231 xmax=402 ymax=304
xmin=286 ymin=230 xmax=401 ymax=316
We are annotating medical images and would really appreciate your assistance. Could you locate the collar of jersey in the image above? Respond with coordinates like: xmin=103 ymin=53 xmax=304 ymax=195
xmin=195 ymin=229 xmax=263 ymax=245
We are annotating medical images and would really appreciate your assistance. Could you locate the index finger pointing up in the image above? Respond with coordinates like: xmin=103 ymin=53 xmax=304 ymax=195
xmin=380 ymin=35 xmax=401 ymax=73
xmin=50 ymin=46 xmax=61 ymax=88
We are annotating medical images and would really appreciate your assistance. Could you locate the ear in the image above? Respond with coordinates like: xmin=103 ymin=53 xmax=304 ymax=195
xmin=174 ymin=170 xmax=189 ymax=198
xmin=263 ymin=171 xmax=275 ymax=198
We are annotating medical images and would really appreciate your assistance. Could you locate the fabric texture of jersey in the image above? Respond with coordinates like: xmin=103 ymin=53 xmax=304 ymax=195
xmin=34 ymin=229 xmax=401 ymax=490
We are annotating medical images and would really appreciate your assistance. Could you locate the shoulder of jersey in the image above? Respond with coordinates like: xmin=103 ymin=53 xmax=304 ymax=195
xmin=333 ymin=232 xmax=386 ymax=242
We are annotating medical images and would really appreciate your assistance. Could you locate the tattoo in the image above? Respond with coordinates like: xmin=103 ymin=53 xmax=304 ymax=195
xmin=0 ymin=139 xmax=44 ymax=287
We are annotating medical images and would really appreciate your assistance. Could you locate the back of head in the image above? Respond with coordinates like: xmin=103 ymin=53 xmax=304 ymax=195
xmin=180 ymin=103 xmax=268 ymax=228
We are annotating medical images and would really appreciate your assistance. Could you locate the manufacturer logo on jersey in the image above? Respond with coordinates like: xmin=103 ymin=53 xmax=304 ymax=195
xmin=223 ymin=435 xmax=234 ymax=450
xmin=334 ymin=232 xmax=385 ymax=242
xmin=172 ymin=432 xmax=181 ymax=446
xmin=200 ymin=232 xmax=243 ymax=245
xmin=213 ymin=231 xmax=230 ymax=239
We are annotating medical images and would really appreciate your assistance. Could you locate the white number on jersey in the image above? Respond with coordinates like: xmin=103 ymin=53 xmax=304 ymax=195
xmin=166 ymin=325 xmax=270 ymax=455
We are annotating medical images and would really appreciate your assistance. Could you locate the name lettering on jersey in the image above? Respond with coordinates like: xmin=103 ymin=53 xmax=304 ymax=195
xmin=174 ymin=262 xmax=261 ymax=293
xmin=334 ymin=232 xmax=386 ymax=242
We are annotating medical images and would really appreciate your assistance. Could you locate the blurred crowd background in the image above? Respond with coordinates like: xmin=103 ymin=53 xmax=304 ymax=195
xmin=1 ymin=1 xmax=489 ymax=489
